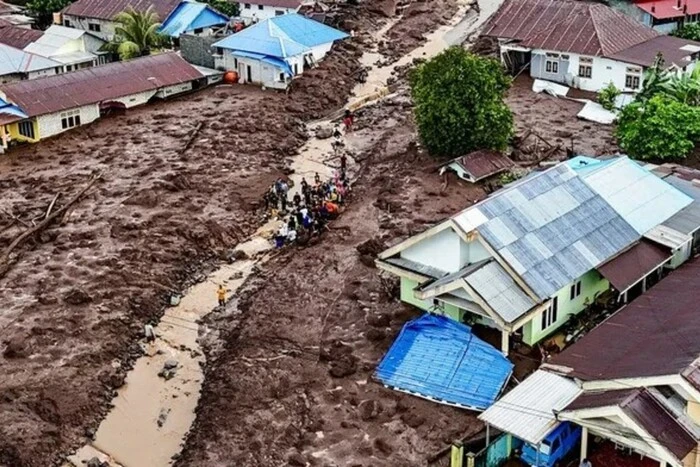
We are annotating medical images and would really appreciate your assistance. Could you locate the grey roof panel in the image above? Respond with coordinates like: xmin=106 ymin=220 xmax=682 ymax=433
xmin=418 ymin=259 xmax=490 ymax=293
xmin=663 ymin=201 xmax=700 ymax=235
xmin=464 ymin=261 xmax=536 ymax=323
xmin=384 ymin=257 xmax=446 ymax=279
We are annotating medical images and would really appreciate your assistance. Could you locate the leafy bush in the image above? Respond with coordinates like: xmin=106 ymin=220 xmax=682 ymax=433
xmin=598 ymin=83 xmax=620 ymax=111
xmin=409 ymin=47 xmax=514 ymax=158
xmin=673 ymin=23 xmax=700 ymax=41
xmin=616 ymin=95 xmax=700 ymax=160
xmin=26 ymin=0 xmax=73 ymax=29
xmin=205 ymin=0 xmax=239 ymax=17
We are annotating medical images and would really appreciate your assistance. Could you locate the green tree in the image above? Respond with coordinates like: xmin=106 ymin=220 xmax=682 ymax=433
xmin=635 ymin=54 xmax=669 ymax=102
xmin=598 ymin=82 xmax=620 ymax=111
xmin=204 ymin=0 xmax=238 ymax=17
xmin=616 ymin=95 xmax=700 ymax=160
xmin=409 ymin=47 xmax=513 ymax=158
xmin=673 ymin=22 xmax=700 ymax=41
xmin=106 ymin=6 xmax=166 ymax=60
xmin=26 ymin=0 xmax=73 ymax=29
xmin=663 ymin=66 xmax=700 ymax=105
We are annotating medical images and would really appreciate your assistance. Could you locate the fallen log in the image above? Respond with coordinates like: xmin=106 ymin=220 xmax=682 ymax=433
xmin=0 ymin=174 xmax=101 ymax=276
xmin=180 ymin=122 xmax=204 ymax=155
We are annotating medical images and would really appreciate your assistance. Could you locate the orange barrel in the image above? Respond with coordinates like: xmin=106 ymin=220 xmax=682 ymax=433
xmin=223 ymin=71 xmax=239 ymax=84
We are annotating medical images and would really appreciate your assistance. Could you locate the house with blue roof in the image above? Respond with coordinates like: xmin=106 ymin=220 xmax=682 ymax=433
xmin=160 ymin=1 xmax=230 ymax=39
xmin=212 ymin=13 xmax=348 ymax=89
xmin=376 ymin=156 xmax=694 ymax=355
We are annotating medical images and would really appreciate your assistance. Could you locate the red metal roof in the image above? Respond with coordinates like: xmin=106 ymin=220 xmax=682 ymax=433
xmin=483 ymin=0 xmax=658 ymax=57
xmin=610 ymin=35 xmax=700 ymax=68
xmin=0 ymin=23 xmax=43 ymax=49
xmin=0 ymin=53 xmax=203 ymax=117
xmin=63 ymin=0 xmax=181 ymax=21
xmin=456 ymin=150 xmax=514 ymax=181
xmin=549 ymin=257 xmax=700 ymax=381
xmin=597 ymin=240 xmax=671 ymax=292
xmin=242 ymin=0 xmax=302 ymax=8
xmin=635 ymin=0 xmax=700 ymax=19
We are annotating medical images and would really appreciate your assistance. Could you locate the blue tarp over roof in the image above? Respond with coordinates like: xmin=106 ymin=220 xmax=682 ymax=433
xmin=213 ymin=13 xmax=348 ymax=58
xmin=0 ymin=97 xmax=28 ymax=120
xmin=160 ymin=1 xmax=229 ymax=38
xmin=375 ymin=314 xmax=513 ymax=411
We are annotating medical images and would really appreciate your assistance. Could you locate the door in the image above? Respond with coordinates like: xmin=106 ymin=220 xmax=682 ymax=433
xmin=246 ymin=65 xmax=252 ymax=83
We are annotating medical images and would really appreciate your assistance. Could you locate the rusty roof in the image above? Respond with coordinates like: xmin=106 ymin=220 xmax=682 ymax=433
xmin=597 ymin=240 xmax=671 ymax=293
xmin=550 ymin=257 xmax=700 ymax=381
xmin=482 ymin=0 xmax=658 ymax=57
xmin=63 ymin=0 xmax=181 ymax=21
xmin=0 ymin=53 xmax=202 ymax=117
xmin=564 ymin=388 xmax=640 ymax=411
xmin=0 ymin=23 xmax=43 ymax=49
xmin=610 ymin=35 xmax=700 ymax=68
xmin=455 ymin=150 xmax=514 ymax=181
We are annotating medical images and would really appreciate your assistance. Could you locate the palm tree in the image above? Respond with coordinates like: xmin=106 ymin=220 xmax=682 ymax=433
xmin=108 ymin=6 xmax=165 ymax=60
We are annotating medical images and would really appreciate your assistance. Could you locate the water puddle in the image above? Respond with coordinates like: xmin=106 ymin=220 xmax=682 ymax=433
xmin=65 ymin=2 xmax=490 ymax=465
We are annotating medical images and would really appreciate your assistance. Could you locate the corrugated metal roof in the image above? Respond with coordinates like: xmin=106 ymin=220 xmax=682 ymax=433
xmin=383 ymin=256 xmax=446 ymax=279
xmin=610 ymin=35 xmax=700 ymax=68
xmin=0 ymin=52 xmax=203 ymax=117
xmin=418 ymin=259 xmax=490 ymax=293
xmin=213 ymin=13 xmax=347 ymax=58
xmin=479 ymin=370 xmax=582 ymax=444
xmin=23 ymin=25 xmax=100 ymax=60
xmin=597 ymin=240 xmax=671 ymax=292
xmin=375 ymin=314 xmax=513 ymax=411
xmin=464 ymin=260 xmax=536 ymax=323
xmin=643 ymin=224 xmax=690 ymax=250
xmin=243 ymin=0 xmax=302 ymax=8
xmin=0 ymin=43 xmax=60 ymax=76
xmin=482 ymin=0 xmax=658 ymax=57
xmin=662 ymin=176 xmax=700 ymax=235
xmin=550 ymin=257 xmax=700 ymax=380
xmin=457 ymin=163 xmax=639 ymax=300
xmin=63 ymin=0 xmax=181 ymax=21
xmin=564 ymin=388 xmax=640 ymax=411
xmin=580 ymin=157 xmax=692 ymax=235
xmin=160 ymin=1 xmax=228 ymax=37
xmin=0 ymin=22 xmax=42 ymax=49
xmin=455 ymin=150 xmax=514 ymax=181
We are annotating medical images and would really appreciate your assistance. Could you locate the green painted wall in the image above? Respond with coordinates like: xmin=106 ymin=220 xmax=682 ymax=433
xmin=400 ymin=277 xmax=463 ymax=322
xmin=523 ymin=269 xmax=609 ymax=345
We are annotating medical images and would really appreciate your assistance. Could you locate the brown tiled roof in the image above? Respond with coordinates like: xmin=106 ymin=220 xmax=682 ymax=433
xmin=564 ymin=389 xmax=696 ymax=461
xmin=0 ymin=23 xmax=43 ymax=49
xmin=549 ymin=257 xmax=700 ymax=380
xmin=610 ymin=35 xmax=700 ymax=68
xmin=482 ymin=0 xmax=658 ymax=57
xmin=456 ymin=150 xmax=514 ymax=181
xmin=242 ymin=0 xmax=302 ymax=8
xmin=597 ymin=240 xmax=671 ymax=293
xmin=63 ymin=0 xmax=181 ymax=21
xmin=0 ymin=53 xmax=202 ymax=117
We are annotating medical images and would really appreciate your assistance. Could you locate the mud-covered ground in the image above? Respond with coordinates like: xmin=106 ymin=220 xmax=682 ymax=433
xmin=0 ymin=43 xmax=360 ymax=466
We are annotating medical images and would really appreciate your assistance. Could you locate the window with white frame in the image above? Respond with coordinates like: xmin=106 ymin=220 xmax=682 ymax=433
xmin=570 ymin=280 xmax=582 ymax=300
xmin=541 ymin=296 xmax=559 ymax=330
xmin=88 ymin=23 xmax=101 ymax=32
xmin=625 ymin=67 xmax=642 ymax=89
xmin=61 ymin=109 xmax=81 ymax=130
xmin=545 ymin=59 xmax=559 ymax=74
xmin=579 ymin=57 xmax=593 ymax=78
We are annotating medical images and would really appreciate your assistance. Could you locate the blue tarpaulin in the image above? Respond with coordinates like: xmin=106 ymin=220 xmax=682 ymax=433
xmin=375 ymin=314 xmax=513 ymax=411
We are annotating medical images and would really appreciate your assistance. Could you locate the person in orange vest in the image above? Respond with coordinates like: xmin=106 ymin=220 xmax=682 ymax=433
xmin=217 ymin=284 xmax=226 ymax=307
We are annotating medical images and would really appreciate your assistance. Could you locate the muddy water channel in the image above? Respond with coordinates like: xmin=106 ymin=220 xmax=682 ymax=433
xmin=66 ymin=2 xmax=488 ymax=464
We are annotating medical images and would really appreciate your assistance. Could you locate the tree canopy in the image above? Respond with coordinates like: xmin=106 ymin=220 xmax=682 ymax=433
xmin=409 ymin=47 xmax=513 ymax=158
xmin=26 ymin=0 xmax=73 ymax=29
xmin=204 ymin=0 xmax=238 ymax=17
xmin=106 ymin=6 xmax=166 ymax=60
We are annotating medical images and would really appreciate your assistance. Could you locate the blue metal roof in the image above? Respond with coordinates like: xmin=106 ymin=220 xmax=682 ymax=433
xmin=375 ymin=314 xmax=513 ymax=411
xmin=0 ymin=97 xmax=28 ymax=120
xmin=160 ymin=1 xmax=229 ymax=38
xmin=213 ymin=13 xmax=347 ymax=59
xmin=232 ymin=50 xmax=293 ymax=75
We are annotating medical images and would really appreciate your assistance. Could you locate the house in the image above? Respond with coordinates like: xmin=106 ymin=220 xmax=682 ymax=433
xmin=439 ymin=150 xmax=514 ymax=183
xmin=0 ymin=21 xmax=43 ymax=49
xmin=213 ymin=13 xmax=348 ymax=89
xmin=0 ymin=53 xmax=207 ymax=149
xmin=0 ymin=1 xmax=33 ymax=27
xmin=159 ymin=1 xmax=230 ymax=39
xmin=478 ymin=257 xmax=700 ymax=467
xmin=631 ymin=0 xmax=700 ymax=33
xmin=482 ymin=0 xmax=700 ymax=93
xmin=376 ymin=157 xmax=693 ymax=354
xmin=237 ymin=0 xmax=304 ymax=25
xmin=59 ymin=0 xmax=182 ymax=40
xmin=24 ymin=25 xmax=110 ymax=72
xmin=0 ymin=43 xmax=61 ymax=84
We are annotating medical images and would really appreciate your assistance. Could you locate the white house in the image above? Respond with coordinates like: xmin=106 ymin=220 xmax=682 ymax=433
xmin=213 ymin=13 xmax=347 ymax=89
xmin=24 ymin=25 xmax=110 ymax=72
xmin=237 ymin=0 xmax=304 ymax=25
xmin=0 ymin=43 xmax=61 ymax=84
xmin=483 ymin=0 xmax=700 ymax=93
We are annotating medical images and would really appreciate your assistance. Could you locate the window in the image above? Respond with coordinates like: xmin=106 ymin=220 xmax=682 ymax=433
xmin=258 ymin=4 xmax=263 ymax=9
xmin=60 ymin=110 xmax=81 ymax=130
xmin=570 ymin=280 xmax=581 ymax=300
xmin=216 ymin=47 xmax=224 ymax=56
xmin=233 ymin=57 xmax=238 ymax=68
xmin=293 ymin=63 xmax=298 ymax=75
xmin=64 ymin=19 xmax=71 ymax=27
xmin=278 ymin=72 xmax=285 ymax=81
xmin=275 ymin=9 xmax=284 ymax=15
xmin=625 ymin=74 xmax=641 ymax=89
xmin=578 ymin=57 xmax=593 ymax=78
xmin=545 ymin=59 xmax=559 ymax=74
xmin=541 ymin=297 xmax=558 ymax=330
xmin=193 ymin=27 xmax=203 ymax=34
xmin=54 ymin=66 xmax=62 ymax=74
xmin=244 ymin=3 xmax=251 ymax=8
xmin=88 ymin=23 xmax=101 ymax=32
xmin=18 ymin=120 xmax=34 ymax=139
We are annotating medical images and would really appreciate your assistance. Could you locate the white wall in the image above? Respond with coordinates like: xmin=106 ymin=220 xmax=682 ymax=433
xmin=112 ymin=89 xmax=158 ymax=108
xmin=156 ymin=82 xmax=193 ymax=98
xmin=216 ymin=52 xmax=290 ymax=89
xmin=238 ymin=3 xmax=298 ymax=24
xmin=402 ymin=228 xmax=463 ymax=273
xmin=37 ymin=103 xmax=100 ymax=138
xmin=62 ymin=15 xmax=116 ymax=40
xmin=27 ymin=67 xmax=60 ymax=80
